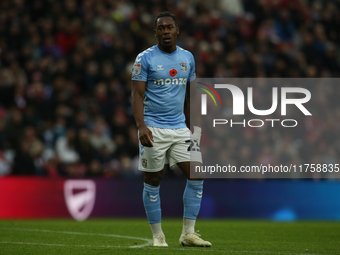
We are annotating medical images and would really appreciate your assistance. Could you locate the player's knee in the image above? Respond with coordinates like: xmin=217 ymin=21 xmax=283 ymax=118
xmin=144 ymin=171 xmax=162 ymax=186
xmin=145 ymin=176 xmax=162 ymax=186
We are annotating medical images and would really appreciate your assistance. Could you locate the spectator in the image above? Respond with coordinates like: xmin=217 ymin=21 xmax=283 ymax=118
xmin=12 ymin=140 xmax=36 ymax=175
xmin=0 ymin=0 xmax=339 ymax=179
xmin=55 ymin=128 xmax=79 ymax=164
xmin=5 ymin=108 xmax=25 ymax=150
xmin=89 ymin=121 xmax=116 ymax=155
xmin=75 ymin=128 xmax=96 ymax=165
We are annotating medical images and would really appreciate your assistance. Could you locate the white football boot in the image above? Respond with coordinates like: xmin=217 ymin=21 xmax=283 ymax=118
xmin=179 ymin=230 xmax=212 ymax=247
xmin=153 ymin=233 xmax=168 ymax=247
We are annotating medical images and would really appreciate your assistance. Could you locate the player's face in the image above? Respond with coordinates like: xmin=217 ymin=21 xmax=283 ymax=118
xmin=155 ymin=17 xmax=179 ymax=53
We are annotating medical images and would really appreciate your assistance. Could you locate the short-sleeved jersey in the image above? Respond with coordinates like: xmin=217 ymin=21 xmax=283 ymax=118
xmin=132 ymin=45 xmax=196 ymax=129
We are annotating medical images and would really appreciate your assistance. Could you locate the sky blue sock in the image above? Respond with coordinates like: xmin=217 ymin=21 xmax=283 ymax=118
xmin=143 ymin=183 xmax=161 ymax=224
xmin=183 ymin=180 xmax=204 ymax=220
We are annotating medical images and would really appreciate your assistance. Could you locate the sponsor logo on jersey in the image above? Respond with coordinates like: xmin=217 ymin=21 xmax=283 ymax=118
xmin=153 ymin=78 xmax=187 ymax=85
xmin=180 ymin=62 xmax=187 ymax=72
xmin=133 ymin=63 xmax=141 ymax=75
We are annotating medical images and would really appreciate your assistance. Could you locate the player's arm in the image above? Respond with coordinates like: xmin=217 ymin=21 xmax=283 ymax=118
xmin=186 ymin=80 xmax=201 ymax=127
xmin=186 ymin=53 xmax=200 ymax=128
xmin=131 ymin=80 xmax=154 ymax=147
xmin=186 ymin=80 xmax=201 ymax=144
xmin=185 ymin=81 xmax=191 ymax=115
xmin=185 ymin=52 xmax=202 ymax=144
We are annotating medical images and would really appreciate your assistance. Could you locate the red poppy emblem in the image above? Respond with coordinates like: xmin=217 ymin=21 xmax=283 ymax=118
xmin=169 ymin=69 xmax=177 ymax=77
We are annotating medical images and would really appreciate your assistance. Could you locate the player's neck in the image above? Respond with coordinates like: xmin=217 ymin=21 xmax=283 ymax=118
xmin=157 ymin=44 xmax=177 ymax=54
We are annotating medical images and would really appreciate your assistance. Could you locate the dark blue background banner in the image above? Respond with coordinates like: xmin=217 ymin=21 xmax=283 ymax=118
xmin=94 ymin=179 xmax=340 ymax=220
xmin=199 ymin=180 xmax=340 ymax=220
xmin=1 ymin=177 xmax=339 ymax=220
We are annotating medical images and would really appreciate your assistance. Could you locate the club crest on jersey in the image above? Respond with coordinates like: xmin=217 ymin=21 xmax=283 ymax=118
xmin=133 ymin=63 xmax=141 ymax=75
xmin=180 ymin=62 xmax=187 ymax=72
xmin=142 ymin=158 xmax=147 ymax=168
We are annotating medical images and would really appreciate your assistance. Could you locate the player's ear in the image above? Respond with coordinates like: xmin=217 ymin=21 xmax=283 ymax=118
xmin=176 ymin=25 xmax=179 ymax=35
xmin=154 ymin=28 xmax=157 ymax=37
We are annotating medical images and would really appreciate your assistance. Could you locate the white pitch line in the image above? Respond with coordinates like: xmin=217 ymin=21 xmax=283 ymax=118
xmin=0 ymin=227 xmax=152 ymax=248
xmin=0 ymin=241 xmax=121 ymax=248
xmin=152 ymin=247 xmax=320 ymax=255
xmin=0 ymin=241 xmax=321 ymax=255
xmin=0 ymin=227 xmax=321 ymax=255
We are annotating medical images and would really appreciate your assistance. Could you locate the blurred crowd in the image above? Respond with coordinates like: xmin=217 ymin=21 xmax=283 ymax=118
xmin=0 ymin=0 xmax=339 ymax=178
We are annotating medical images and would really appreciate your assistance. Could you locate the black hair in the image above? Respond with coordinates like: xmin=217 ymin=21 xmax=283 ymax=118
xmin=154 ymin=11 xmax=177 ymax=27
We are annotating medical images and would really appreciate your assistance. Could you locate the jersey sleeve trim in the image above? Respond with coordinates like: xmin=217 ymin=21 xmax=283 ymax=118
xmin=132 ymin=47 xmax=154 ymax=81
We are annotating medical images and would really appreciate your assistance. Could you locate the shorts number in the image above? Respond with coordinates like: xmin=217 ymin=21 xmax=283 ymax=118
xmin=187 ymin=139 xmax=200 ymax=152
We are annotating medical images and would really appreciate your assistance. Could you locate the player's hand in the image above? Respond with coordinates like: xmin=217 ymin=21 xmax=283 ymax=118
xmin=139 ymin=125 xmax=154 ymax=147
xmin=192 ymin=126 xmax=202 ymax=146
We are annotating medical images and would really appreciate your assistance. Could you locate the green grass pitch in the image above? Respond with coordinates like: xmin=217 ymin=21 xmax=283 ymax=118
xmin=0 ymin=219 xmax=339 ymax=254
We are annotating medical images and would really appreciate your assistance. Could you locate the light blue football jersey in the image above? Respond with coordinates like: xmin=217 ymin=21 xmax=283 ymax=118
xmin=132 ymin=45 xmax=196 ymax=129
